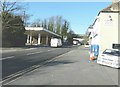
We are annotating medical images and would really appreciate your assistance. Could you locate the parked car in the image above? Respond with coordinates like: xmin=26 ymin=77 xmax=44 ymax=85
xmin=73 ymin=40 xmax=78 ymax=45
xmin=84 ymin=43 xmax=89 ymax=48
xmin=97 ymin=49 xmax=120 ymax=68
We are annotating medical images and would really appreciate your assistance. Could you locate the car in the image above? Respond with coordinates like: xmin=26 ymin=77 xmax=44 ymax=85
xmin=84 ymin=43 xmax=90 ymax=48
xmin=84 ymin=44 xmax=89 ymax=48
xmin=73 ymin=40 xmax=78 ymax=45
xmin=97 ymin=49 xmax=120 ymax=68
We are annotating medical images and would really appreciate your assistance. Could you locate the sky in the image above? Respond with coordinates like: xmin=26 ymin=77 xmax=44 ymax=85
xmin=24 ymin=2 xmax=111 ymax=34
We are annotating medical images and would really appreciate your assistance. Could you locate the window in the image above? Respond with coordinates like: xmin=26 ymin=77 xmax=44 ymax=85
xmin=112 ymin=44 xmax=120 ymax=49
xmin=103 ymin=49 xmax=120 ymax=56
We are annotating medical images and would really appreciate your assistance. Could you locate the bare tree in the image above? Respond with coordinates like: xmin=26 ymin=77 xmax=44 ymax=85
xmin=56 ymin=16 xmax=62 ymax=35
xmin=31 ymin=19 xmax=42 ymax=27
xmin=1 ymin=0 xmax=26 ymax=46
xmin=43 ymin=19 xmax=47 ymax=29
xmin=48 ymin=16 xmax=55 ymax=32
xmin=0 ymin=0 xmax=24 ymax=29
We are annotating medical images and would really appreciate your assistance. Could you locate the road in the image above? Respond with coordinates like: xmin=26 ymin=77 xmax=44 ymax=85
xmin=2 ymin=46 xmax=78 ymax=80
xmin=2 ymin=46 xmax=119 ymax=86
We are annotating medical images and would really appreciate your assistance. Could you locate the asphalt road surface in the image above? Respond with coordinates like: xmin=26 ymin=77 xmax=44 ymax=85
xmin=2 ymin=46 xmax=78 ymax=79
xmin=4 ymin=46 xmax=119 ymax=86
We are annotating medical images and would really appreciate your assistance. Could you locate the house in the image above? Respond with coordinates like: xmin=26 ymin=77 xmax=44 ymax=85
xmin=88 ymin=0 xmax=120 ymax=55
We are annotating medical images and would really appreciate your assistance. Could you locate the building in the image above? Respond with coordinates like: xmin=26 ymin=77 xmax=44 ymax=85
xmin=88 ymin=0 xmax=120 ymax=55
xmin=24 ymin=27 xmax=61 ymax=46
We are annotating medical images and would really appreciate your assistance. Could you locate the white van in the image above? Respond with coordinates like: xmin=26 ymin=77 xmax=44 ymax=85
xmin=50 ymin=38 xmax=62 ymax=47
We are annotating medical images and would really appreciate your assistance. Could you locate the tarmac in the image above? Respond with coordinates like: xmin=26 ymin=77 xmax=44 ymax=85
xmin=1 ymin=48 xmax=27 ymax=53
xmin=5 ymin=46 xmax=118 ymax=85
xmin=0 ymin=45 xmax=76 ymax=53
xmin=0 ymin=46 xmax=45 ymax=53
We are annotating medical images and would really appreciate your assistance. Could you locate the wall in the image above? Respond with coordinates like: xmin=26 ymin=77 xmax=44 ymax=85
xmin=92 ymin=18 xmax=100 ymax=45
xmin=118 ymin=12 xmax=120 ymax=44
xmin=99 ymin=12 xmax=119 ymax=54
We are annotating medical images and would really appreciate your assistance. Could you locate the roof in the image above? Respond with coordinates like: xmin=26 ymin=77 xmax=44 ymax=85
xmin=25 ymin=27 xmax=62 ymax=38
xmin=90 ymin=1 xmax=120 ymax=31
xmin=100 ymin=1 xmax=120 ymax=12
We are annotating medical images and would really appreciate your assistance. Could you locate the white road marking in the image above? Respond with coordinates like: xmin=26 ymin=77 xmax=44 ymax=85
xmin=1 ymin=48 xmax=62 ymax=60
xmin=48 ymin=48 xmax=59 ymax=52
xmin=26 ymin=49 xmax=57 ymax=56
xmin=2 ymin=49 xmax=71 ymax=85
xmin=26 ymin=51 xmax=42 ymax=55
xmin=0 ymin=56 xmax=15 ymax=60
xmin=25 ymin=48 xmax=37 ymax=50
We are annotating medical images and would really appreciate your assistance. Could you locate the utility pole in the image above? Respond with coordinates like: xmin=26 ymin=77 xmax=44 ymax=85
xmin=23 ymin=11 xmax=26 ymax=27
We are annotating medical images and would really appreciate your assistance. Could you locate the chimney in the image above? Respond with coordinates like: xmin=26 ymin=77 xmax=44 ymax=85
xmin=111 ymin=0 xmax=120 ymax=11
xmin=112 ymin=0 xmax=119 ymax=3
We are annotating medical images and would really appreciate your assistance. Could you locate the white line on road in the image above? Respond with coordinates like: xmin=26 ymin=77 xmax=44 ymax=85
xmin=26 ymin=49 xmax=58 ymax=56
xmin=0 ymin=56 xmax=15 ymax=60
xmin=26 ymin=52 xmax=42 ymax=55
xmin=48 ymin=48 xmax=60 ymax=51
xmin=25 ymin=48 xmax=37 ymax=50
xmin=2 ymin=48 xmax=71 ymax=85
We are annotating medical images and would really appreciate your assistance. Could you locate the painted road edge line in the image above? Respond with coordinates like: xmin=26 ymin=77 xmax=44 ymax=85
xmin=2 ymin=50 xmax=72 ymax=85
xmin=0 ymin=56 xmax=15 ymax=60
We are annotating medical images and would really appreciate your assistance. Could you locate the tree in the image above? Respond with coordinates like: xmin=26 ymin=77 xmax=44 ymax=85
xmin=29 ymin=16 xmax=73 ymax=44
xmin=48 ymin=17 xmax=54 ymax=32
xmin=31 ymin=19 xmax=42 ymax=27
xmin=1 ymin=0 xmax=22 ymax=26
xmin=56 ymin=16 xmax=62 ymax=35
xmin=67 ymin=30 xmax=74 ymax=44
xmin=82 ymin=34 xmax=89 ymax=45
xmin=61 ymin=20 xmax=69 ymax=40
xmin=22 ymin=11 xmax=31 ymax=27
xmin=1 ymin=1 xmax=26 ymax=46
xmin=43 ymin=19 xmax=47 ymax=29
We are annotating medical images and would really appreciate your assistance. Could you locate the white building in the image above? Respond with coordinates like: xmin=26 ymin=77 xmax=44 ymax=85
xmin=24 ymin=27 xmax=61 ymax=46
xmin=88 ymin=1 xmax=120 ymax=55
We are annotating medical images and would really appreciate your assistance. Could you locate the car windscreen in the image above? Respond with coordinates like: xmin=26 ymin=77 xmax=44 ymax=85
xmin=103 ymin=49 xmax=120 ymax=56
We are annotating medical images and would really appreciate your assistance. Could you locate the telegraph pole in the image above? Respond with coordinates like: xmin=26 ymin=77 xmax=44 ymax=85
xmin=23 ymin=11 xmax=26 ymax=26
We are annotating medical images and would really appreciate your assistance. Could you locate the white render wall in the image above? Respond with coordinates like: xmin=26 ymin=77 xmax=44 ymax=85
xmin=118 ymin=12 xmax=120 ymax=44
xmin=92 ymin=17 xmax=100 ymax=45
xmin=99 ymin=12 xmax=119 ymax=54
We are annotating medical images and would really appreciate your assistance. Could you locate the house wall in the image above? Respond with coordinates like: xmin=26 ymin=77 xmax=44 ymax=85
xmin=92 ymin=18 xmax=100 ymax=45
xmin=99 ymin=12 xmax=119 ymax=54
xmin=119 ymin=12 xmax=120 ymax=44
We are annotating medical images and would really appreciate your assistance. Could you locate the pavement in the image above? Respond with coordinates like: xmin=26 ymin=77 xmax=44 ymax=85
xmin=3 ymin=46 xmax=119 ymax=85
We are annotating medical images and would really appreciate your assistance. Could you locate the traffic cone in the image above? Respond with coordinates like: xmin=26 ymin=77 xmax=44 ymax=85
xmin=89 ymin=52 xmax=94 ymax=61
